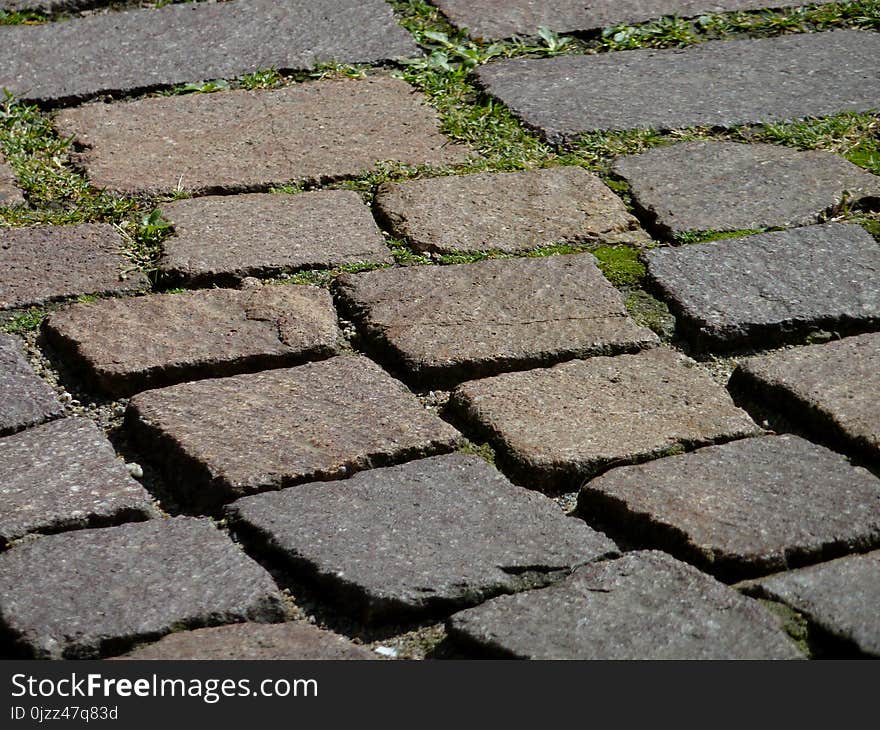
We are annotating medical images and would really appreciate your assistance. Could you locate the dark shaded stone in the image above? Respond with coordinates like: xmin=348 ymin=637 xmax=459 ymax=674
xmin=0 ymin=0 xmax=104 ymax=10
xmin=0 ymin=0 xmax=417 ymax=104
xmin=0 ymin=152 xmax=24 ymax=206
xmin=644 ymin=223 xmax=880 ymax=350
xmin=373 ymin=167 xmax=648 ymax=254
xmin=0 ymin=417 xmax=158 ymax=546
xmin=159 ymin=191 xmax=392 ymax=286
xmin=450 ymin=348 xmax=759 ymax=491
xmin=0 ymin=224 xmax=149 ymax=310
xmin=43 ymin=285 xmax=340 ymax=397
xmin=227 ymin=453 xmax=616 ymax=621
xmin=448 ymin=551 xmax=803 ymax=659
xmin=0 ymin=333 xmax=62 ymax=436
xmin=126 ymin=355 xmax=462 ymax=510
xmin=476 ymin=31 xmax=880 ymax=142
xmin=336 ymin=254 xmax=657 ymax=386
xmin=0 ymin=517 xmax=285 ymax=658
xmin=613 ymin=142 xmax=880 ymax=235
xmin=54 ymin=77 xmax=471 ymax=196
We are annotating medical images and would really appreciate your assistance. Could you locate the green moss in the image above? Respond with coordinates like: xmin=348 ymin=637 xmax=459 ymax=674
xmin=2 ymin=307 xmax=47 ymax=335
xmin=672 ymin=228 xmax=765 ymax=245
xmin=591 ymin=246 xmax=646 ymax=287
xmin=625 ymin=290 xmax=675 ymax=339
xmin=757 ymin=599 xmax=813 ymax=657
xmin=277 ymin=260 xmax=390 ymax=288
xmin=458 ymin=440 xmax=497 ymax=465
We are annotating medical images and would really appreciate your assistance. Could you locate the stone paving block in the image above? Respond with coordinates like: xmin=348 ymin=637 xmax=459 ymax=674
xmin=613 ymin=142 xmax=880 ymax=235
xmin=450 ymin=348 xmax=759 ymax=490
xmin=160 ymin=191 xmax=392 ymax=286
xmin=228 ymin=453 xmax=617 ymax=621
xmin=447 ymin=550 xmax=803 ymax=659
xmin=476 ymin=31 xmax=880 ymax=142
xmin=0 ymin=224 xmax=149 ymax=310
xmin=741 ymin=551 xmax=880 ymax=657
xmin=579 ymin=435 xmax=880 ymax=581
xmin=0 ymin=517 xmax=285 ymax=658
xmin=0 ymin=152 xmax=24 ymax=207
xmin=43 ymin=285 xmax=340 ymax=397
xmin=644 ymin=223 xmax=880 ymax=350
xmin=126 ymin=355 xmax=462 ymax=509
xmin=373 ymin=167 xmax=648 ymax=254
xmin=336 ymin=254 xmax=658 ymax=385
xmin=0 ymin=418 xmax=158 ymax=546
xmin=55 ymin=77 xmax=470 ymax=196
xmin=0 ymin=0 xmax=418 ymax=103
xmin=0 ymin=333 xmax=62 ymax=436
xmin=730 ymin=334 xmax=880 ymax=462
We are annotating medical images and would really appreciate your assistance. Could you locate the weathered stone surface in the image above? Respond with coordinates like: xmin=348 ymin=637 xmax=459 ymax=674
xmin=160 ymin=191 xmax=392 ymax=286
xmin=55 ymin=77 xmax=471 ymax=196
xmin=228 ymin=453 xmax=616 ymax=620
xmin=450 ymin=348 xmax=759 ymax=490
xmin=0 ymin=224 xmax=149 ymax=310
xmin=121 ymin=621 xmax=375 ymax=660
xmin=43 ymin=285 xmax=340 ymax=397
xmin=0 ymin=0 xmax=417 ymax=103
xmin=0 ymin=517 xmax=285 ymax=658
xmin=0 ymin=0 xmax=103 ymax=10
xmin=644 ymin=223 xmax=880 ymax=350
xmin=614 ymin=142 xmax=880 ymax=235
xmin=0 ymin=418 xmax=158 ymax=546
xmin=730 ymin=334 xmax=880 ymax=462
xmin=0 ymin=152 xmax=24 ymax=207
xmin=126 ymin=355 xmax=462 ymax=509
xmin=742 ymin=551 xmax=880 ymax=657
xmin=476 ymin=31 xmax=880 ymax=142
xmin=448 ymin=551 xmax=802 ymax=659
xmin=579 ymin=435 xmax=880 ymax=581
xmin=0 ymin=333 xmax=62 ymax=436
xmin=373 ymin=167 xmax=648 ymax=254
xmin=336 ymin=254 xmax=657 ymax=385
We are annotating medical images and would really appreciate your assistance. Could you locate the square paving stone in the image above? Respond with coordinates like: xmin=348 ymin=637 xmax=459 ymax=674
xmin=0 ymin=152 xmax=24 ymax=207
xmin=0 ymin=0 xmax=418 ymax=104
xmin=741 ymin=551 xmax=880 ymax=657
xmin=335 ymin=254 xmax=658 ymax=386
xmin=730 ymin=333 xmax=880 ymax=462
xmin=373 ymin=167 xmax=648 ymax=254
xmin=126 ymin=355 xmax=463 ymax=510
xmin=578 ymin=435 xmax=880 ymax=581
xmin=476 ymin=31 xmax=880 ymax=142
xmin=0 ymin=517 xmax=286 ymax=658
xmin=644 ymin=223 xmax=880 ymax=351
xmin=159 ymin=191 xmax=392 ymax=286
xmin=0 ymin=333 xmax=63 ymax=437
xmin=613 ymin=141 xmax=880 ymax=235
xmin=447 ymin=550 xmax=803 ymax=659
xmin=0 ymin=417 xmax=158 ymax=546
xmin=227 ymin=453 xmax=617 ymax=621
xmin=55 ymin=77 xmax=471 ymax=196
xmin=42 ymin=284 xmax=341 ymax=397
xmin=450 ymin=348 xmax=759 ymax=490
xmin=0 ymin=224 xmax=149 ymax=310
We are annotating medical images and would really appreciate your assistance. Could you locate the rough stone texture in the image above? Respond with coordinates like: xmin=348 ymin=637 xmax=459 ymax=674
xmin=126 ymin=355 xmax=462 ymax=509
xmin=448 ymin=551 xmax=803 ymax=659
xmin=159 ymin=191 xmax=392 ymax=286
xmin=613 ymin=142 xmax=880 ymax=235
xmin=0 ymin=517 xmax=286 ymax=659
xmin=644 ymin=223 xmax=880 ymax=350
xmin=0 ymin=333 xmax=63 ymax=436
xmin=0 ymin=0 xmax=104 ymax=10
xmin=120 ymin=621 xmax=375 ymax=660
xmin=0 ymin=224 xmax=149 ymax=310
xmin=0 ymin=152 xmax=24 ymax=207
xmin=373 ymin=167 xmax=648 ymax=254
xmin=579 ymin=435 xmax=880 ymax=581
xmin=742 ymin=551 xmax=880 ymax=657
xmin=0 ymin=0 xmax=418 ymax=103
xmin=730 ymin=334 xmax=880 ymax=462
xmin=43 ymin=285 xmax=340 ymax=397
xmin=450 ymin=348 xmax=759 ymax=490
xmin=476 ymin=31 xmax=880 ymax=142
xmin=336 ymin=254 xmax=658 ymax=385
xmin=228 ymin=453 xmax=617 ymax=621
xmin=55 ymin=77 xmax=471 ymax=196
xmin=0 ymin=418 xmax=158 ymax=546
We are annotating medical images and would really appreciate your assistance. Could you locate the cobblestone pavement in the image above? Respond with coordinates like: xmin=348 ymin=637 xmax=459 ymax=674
xmin=0 ymin=0 xmax=878 ymax=660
